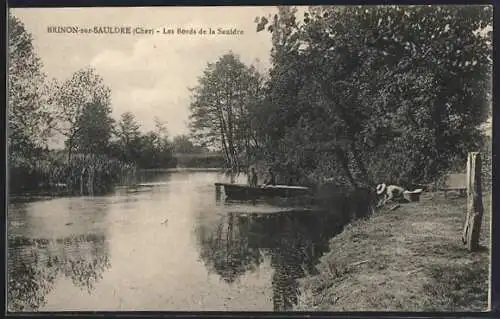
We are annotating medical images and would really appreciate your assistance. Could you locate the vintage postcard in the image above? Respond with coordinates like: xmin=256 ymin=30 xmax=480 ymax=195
xmin=7 ymin=5 xmax=493 ymax=312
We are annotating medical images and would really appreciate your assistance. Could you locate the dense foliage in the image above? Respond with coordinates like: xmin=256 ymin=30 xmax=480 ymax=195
xmin=189 ymin=6 xmax=492 ymax=189
xmin=257 ymin=6 xmax=492 ymax=188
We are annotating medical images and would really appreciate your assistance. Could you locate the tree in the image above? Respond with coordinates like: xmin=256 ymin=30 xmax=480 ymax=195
xmin=116 ymin=112 xmax=142 ymax=163
xmin=189 ymin=52 xmax=264 ymax=171
xmin=130 ymin=117 xmax=175 ymax=169
xmin=153 ymin=117 xmax=173 ymax=160
xmin=172 ymin=134 xmax=199 ymax=153
xmin=153 ymin=117 xmax=169 ymax=149
xmin=53 ymin=67 xmax=112 ymax=163
xmin=8 ymin=14 xmax=55 ymax=162
xmin=72 ymin=101 xmax=114 ymax=155
xmin=255 ymin=5 xmax=492 ymax=187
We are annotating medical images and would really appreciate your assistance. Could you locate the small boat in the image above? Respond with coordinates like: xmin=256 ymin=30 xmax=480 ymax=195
xmin=215 ymin=183 xmax=312 ymax=200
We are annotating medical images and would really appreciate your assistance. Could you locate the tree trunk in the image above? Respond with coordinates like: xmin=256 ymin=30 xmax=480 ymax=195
xmin=216 ymin=105 xmax=231 ymax=168
xmin=220 ymin=129 xmax=231 ymax=168
xmin=66 ymin=137 xmax=74 ymax=190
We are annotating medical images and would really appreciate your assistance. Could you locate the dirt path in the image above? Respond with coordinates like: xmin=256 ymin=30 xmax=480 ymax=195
xmin=295 ymin=193 xmax=491 ymax=312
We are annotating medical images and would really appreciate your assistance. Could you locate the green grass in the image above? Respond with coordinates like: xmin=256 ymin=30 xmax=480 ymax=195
xmin=295 ymin=192 xmax=491 ymax=312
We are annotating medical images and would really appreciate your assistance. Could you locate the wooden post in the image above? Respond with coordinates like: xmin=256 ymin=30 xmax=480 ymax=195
xmin=462 ymin=152 xmax=484 ymax=252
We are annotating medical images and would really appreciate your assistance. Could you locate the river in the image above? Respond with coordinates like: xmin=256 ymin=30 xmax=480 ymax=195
xmin=7 ymin=170 xmax=357 ymax=312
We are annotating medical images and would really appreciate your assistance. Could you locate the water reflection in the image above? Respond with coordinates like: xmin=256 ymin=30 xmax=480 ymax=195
xmin=197 ymin=213 xmax=264 ymax=284
xmin=8 ymin=201 xmax=111 ymax=312
xmin=196 ymin=206 xmax=352 ymax=311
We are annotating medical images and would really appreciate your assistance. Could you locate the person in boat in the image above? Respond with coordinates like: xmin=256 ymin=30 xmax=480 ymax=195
xmin=262 ymin=168 xmax=277 ymax=187
xmin=249 ymin=167 xmax=258 ymax=187
xmin=376 ymin=183 xmax=406 ymax=206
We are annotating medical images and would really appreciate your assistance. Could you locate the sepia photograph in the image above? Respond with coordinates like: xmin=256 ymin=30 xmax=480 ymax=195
xmin=7 ymin=5 xmax=493 ymax=312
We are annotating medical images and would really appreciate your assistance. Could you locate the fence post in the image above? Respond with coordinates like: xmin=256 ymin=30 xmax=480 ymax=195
xmin=461 ymin=152 xmax=484 ymax=252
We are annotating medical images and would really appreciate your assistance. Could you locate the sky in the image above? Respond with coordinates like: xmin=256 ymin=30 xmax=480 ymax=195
xmin=11 ymin=6 xmax=279 ymax=147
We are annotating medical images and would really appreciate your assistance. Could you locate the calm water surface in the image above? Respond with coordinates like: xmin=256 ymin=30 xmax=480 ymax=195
xmin=8 ymin=171 xmax=348 ymax=312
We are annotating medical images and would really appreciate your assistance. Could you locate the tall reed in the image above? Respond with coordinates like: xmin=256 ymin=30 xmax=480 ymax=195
xmin=9 ymin=151 xmax=134 ymax=196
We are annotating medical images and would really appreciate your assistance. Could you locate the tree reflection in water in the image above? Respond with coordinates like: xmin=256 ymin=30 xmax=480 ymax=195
xmin=7 ymin=233 xmax=110 ymax=312
xmin=196 ymin=206 xmax=355 ymax=311
xmin=197 ymin=213 xmax=264 ymax=284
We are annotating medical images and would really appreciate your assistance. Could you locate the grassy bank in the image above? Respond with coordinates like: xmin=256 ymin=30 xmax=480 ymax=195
xmin=295 ymin=192 xmax=491 ymax=312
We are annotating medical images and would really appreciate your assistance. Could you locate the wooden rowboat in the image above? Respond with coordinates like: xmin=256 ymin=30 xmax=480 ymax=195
xmin=215 ymin=183 xmax=312 ymax=200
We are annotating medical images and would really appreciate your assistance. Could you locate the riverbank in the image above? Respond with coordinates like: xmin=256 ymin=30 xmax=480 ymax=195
xmin=295 ymin=191 xmax=491 ymax=312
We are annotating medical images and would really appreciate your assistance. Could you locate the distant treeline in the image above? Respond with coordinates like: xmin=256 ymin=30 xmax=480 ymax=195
xmin=188 ymin=6 xmax=492 ymax=190
xmin=174 ymin=152 xmax=225 ymax=168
